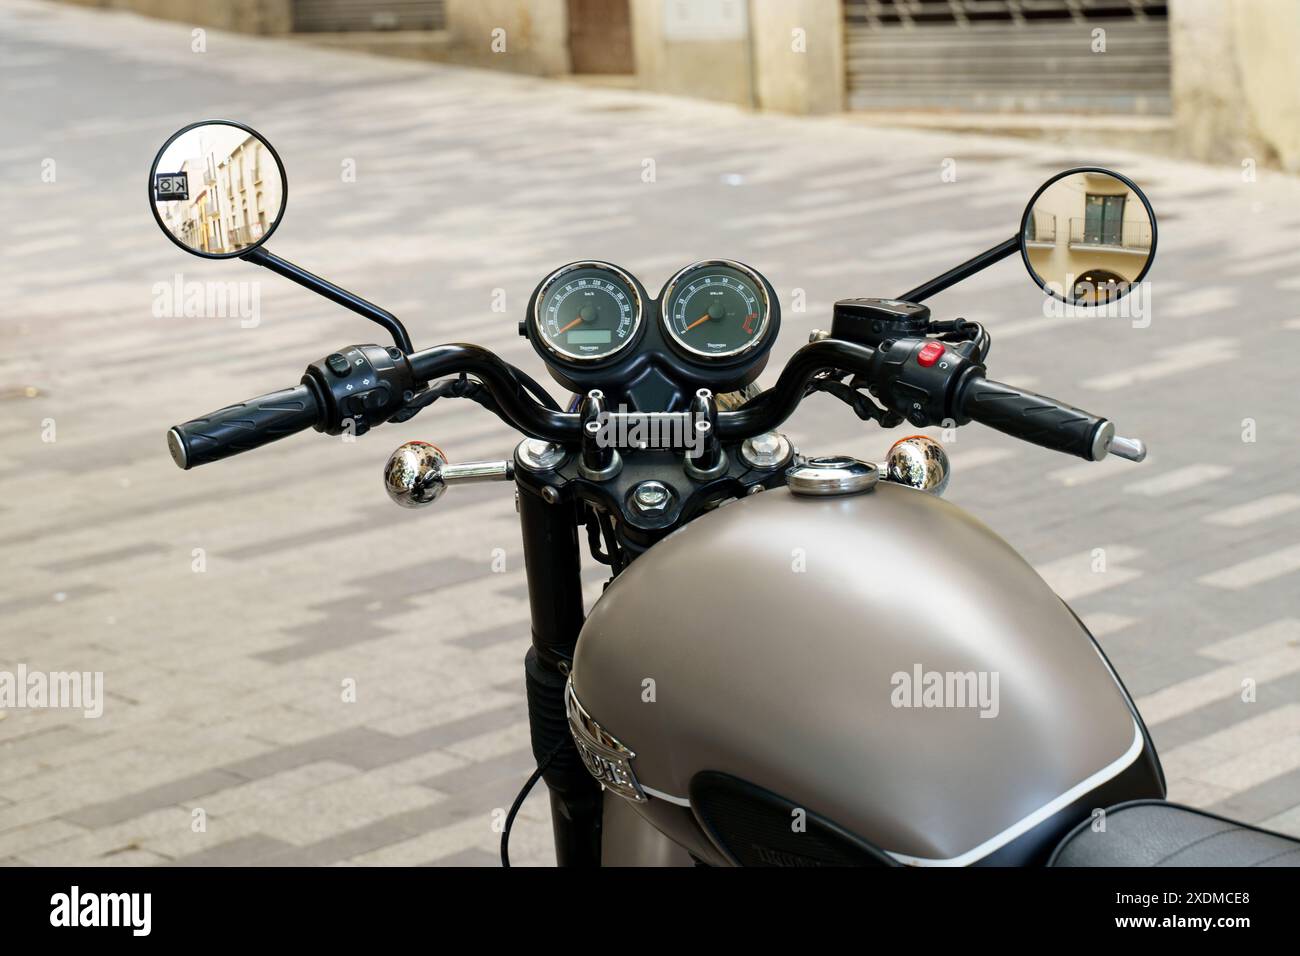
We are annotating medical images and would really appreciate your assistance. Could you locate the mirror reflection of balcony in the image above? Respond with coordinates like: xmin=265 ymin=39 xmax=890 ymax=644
xmin=1068 ymin=217 xmax=1151 ymax=254
xmin=227 ymin=224 xmax=254 ymax=247
xmin=1023 ymin=211 xmax=1056 ymax=248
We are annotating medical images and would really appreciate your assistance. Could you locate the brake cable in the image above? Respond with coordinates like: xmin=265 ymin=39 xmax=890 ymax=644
xmin=585 ymin=506 xmax=613 ymax=566
xmin=392 ymin=363 xmax=560 ymax=424
xmin=500 ymin=739 xmax=566 ymax=868
xmin=927 ymin=318 xmax=990 ymax=363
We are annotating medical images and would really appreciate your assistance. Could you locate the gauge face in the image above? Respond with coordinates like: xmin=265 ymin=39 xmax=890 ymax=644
xmin=662 ymin=261 xmax=770 ymax=360
xmin=533 ymin=262 xmax=642 ymax=363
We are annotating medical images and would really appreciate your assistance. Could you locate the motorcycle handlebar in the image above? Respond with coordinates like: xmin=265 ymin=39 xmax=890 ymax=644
xmin=408 ymin=344 xmax=577 ymax=440
xmin=956 ymin=374 xmax=1113 ymax=462
xmin=167 ymin=382 xmax=322 ymax=470
xmin=166 ymin=337 xmax=1138 ymax=469
xmin=405 ymin=338 xmax=882 ymax=443
xmin=167 ymin=339 xmax=881 ymax=469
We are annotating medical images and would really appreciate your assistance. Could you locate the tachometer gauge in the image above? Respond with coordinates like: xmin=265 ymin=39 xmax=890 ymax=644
xmin=533 ymin=262 xmax=642 ymax=363
xmin=662 ymin=260 xmax=771 ymax=360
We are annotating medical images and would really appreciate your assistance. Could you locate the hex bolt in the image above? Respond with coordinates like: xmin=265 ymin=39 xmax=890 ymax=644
xmin=739 ymin=431 xmax=792 ymax=470
xmin=631 ymin=480 xmax=672 ymax=515
xmin=635 ymin=484 xmax=667 ymax=508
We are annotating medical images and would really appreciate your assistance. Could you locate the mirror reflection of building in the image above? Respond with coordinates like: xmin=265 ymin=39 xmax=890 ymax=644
xmin=1023 ymin=172 xmax=1152 ymax=305
xmin=154 ymin=124 xmax=283 ymax=255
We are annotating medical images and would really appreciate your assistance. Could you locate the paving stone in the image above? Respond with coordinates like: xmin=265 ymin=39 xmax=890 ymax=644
xmin=220 ymin=727 xmax=405 ymax=779
xmin=418 ymin=748 xmax=537 ymax=796
xmin=419 ymin=847 xmax=500 ymax=867
xmin=226 ymin=775 xmax=440 ymax=847
xmin=22 ymin=807 xmax=192 ymax=866
xmin=446 ymin=621 xmax=531 ymax=651
xmin=0 ymin=819 xmax=89 ymax=859
xmin=168 ymin=834 xmax=297 ymax=867
xmin=179 ymin=761 xmax=360 ymax=817
xmin=1208 ymin=766 xmax=1300 ymax=827
xmin=60 ymin=770 xmax=249 ymax=829
xmin=254 ymin=817 xmax=417 ymax=867
xmin=39 ymin=542 xmax=170 ymax=573
xmin=345 ymin=817 xmax=497 ymax=867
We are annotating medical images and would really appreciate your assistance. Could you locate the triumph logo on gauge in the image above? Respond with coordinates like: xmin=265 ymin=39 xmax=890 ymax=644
xmin=662 ymin=260 xmax=770 ymax=360
xmin=534 ymin=262 xmax=643 ymax=363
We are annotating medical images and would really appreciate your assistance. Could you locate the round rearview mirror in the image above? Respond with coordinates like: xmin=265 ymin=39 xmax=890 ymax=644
xmin=149 ymin=120 xmax=286 ymax=259
xmin=1019 ymin=167 xmax=1155 ymax=307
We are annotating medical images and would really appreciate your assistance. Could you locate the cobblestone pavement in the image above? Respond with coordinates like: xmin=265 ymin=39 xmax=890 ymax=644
xmin=2 ymin=0 xmax=1299 ymax=866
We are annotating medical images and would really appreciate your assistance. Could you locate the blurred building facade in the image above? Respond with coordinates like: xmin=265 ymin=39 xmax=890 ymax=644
xmin=67 ymin=0 xmax=1300 ymax=170
xmin=158 ymin=133 xmax=283 ymax=255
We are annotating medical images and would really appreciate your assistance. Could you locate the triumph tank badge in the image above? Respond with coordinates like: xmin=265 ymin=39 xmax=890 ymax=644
xmin=565 ymin=677 xmax=646 ymax=803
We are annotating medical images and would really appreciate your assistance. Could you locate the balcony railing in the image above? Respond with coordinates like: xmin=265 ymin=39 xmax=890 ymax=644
xmin=1023 ymin=212 xmax=1056 ymax=245
xmin=227 ymin=225 xmax=254 ymax=247
xmin=1069 ymin=218 xmax=1151 ymax=252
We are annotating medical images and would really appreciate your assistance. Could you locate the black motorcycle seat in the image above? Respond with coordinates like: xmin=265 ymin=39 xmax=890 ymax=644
xmin=1049 ymin=800 xmax=1300 ymax=867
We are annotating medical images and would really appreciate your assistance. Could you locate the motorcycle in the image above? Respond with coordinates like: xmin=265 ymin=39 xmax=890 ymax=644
xmin=149 ymin=120 xmax=1300 ymax=867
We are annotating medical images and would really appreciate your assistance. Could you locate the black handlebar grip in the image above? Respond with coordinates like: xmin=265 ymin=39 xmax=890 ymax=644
xmin=958 ymin=375 xmax=1112 ymax=461
xmin=167 ymin=383 xmax=322 ymax=470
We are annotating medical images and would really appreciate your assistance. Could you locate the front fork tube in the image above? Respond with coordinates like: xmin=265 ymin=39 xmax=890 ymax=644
xmin=517 ymin=483 xmax=603 ymax=866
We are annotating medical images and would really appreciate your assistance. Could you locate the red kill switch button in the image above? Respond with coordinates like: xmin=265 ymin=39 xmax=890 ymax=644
xmin=917 ymin=342 xmax=944 ymax=367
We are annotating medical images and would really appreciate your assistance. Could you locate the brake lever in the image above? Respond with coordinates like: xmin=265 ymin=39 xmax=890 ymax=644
xmin=813 ymin=376 xmax=901 ymax=428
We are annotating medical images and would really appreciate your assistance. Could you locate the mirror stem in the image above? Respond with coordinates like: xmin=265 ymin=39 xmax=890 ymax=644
xmin=241 ymin=246 xmax=414 ymax=353
xmin=898 ymin=236 xmax=1019 ymax=305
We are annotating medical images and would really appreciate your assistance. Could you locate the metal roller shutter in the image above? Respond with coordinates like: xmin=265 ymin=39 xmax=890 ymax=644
xmin=844 ymin=0 xmax=1170 ymax=114
xmin=292 ymin=0 xmax=446 ymax=32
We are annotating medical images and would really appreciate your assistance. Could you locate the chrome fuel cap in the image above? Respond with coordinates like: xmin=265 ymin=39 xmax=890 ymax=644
xmin=785 ymin=456 xmax=879 ymax=497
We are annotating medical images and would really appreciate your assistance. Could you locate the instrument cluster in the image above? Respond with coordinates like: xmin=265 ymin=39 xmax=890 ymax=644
xmin=521 ymin=259 xmax=780 ymax=406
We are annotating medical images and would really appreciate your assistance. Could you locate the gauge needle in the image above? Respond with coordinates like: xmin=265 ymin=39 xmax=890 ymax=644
xmin=556 ymin=317 xmax=584 ymax=335
xmin=683 ymin=314 xmax=712 ymax=333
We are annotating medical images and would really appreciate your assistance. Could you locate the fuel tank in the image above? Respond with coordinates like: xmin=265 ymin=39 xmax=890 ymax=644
xmin=569 ymin=481 xmax=1164 ymax=866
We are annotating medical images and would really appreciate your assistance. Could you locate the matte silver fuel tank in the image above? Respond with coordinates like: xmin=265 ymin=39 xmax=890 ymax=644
xmin=570 ymin=481 xmax=1164 ymax=866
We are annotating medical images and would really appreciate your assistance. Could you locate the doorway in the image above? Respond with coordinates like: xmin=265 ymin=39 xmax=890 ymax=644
xmin=568 ymin=0 xmax=634 ymax=74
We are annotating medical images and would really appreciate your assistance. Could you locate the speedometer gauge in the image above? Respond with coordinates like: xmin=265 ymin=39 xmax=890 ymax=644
xmin=662 ymin=260 xmax=771 ymax=360
xmin=533 ymin=262 xmax=642 ymax=363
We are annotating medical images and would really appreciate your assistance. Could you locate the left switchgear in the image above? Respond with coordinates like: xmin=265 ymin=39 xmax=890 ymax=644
xmin=306 ymin=344 xmax=416 ymax=436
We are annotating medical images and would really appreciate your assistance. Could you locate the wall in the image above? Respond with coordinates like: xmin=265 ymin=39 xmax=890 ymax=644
xmin=1169 ymin=0 xmax=1300 ymax=172
xmin=750 ymin=0 xmax=842 ymax=114
xmin=630 ymin=0 xmax=753 ymax=106
xmin=444 ymin=0 xmax=570 ymax=75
